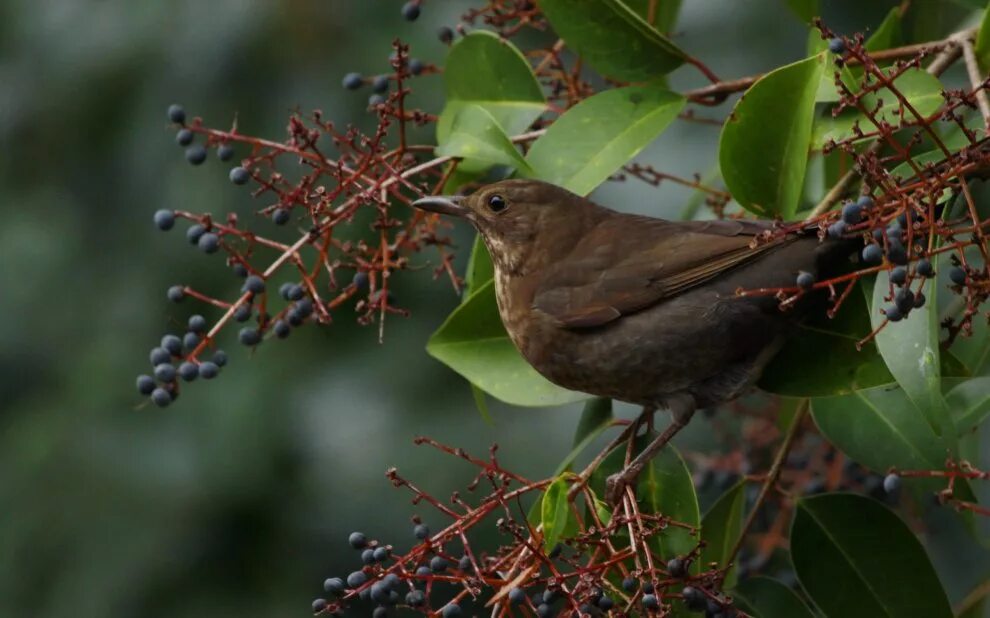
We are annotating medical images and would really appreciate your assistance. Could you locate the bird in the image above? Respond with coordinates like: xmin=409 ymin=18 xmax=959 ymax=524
xmin=413 ymin=179 xmax=854 ymax=503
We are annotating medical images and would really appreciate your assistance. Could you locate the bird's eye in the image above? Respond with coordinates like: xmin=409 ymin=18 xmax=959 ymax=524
xmin=487 ymin=194 xmax=508 ymax=213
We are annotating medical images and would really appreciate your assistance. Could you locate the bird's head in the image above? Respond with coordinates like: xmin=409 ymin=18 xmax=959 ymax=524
xmin=412 ymin=179 xmax=600 ymax=274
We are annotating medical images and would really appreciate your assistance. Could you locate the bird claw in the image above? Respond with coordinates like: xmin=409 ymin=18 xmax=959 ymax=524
xmin=605 ymin=470 xmax=635 ymax=506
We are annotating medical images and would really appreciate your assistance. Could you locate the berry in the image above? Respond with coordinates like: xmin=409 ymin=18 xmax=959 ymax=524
xmin=346 ymin=570 xmax=367 ymax=588
xmin=409 ymin=58 xmax=425 ymax=75
xmin=229 ymin=166 xmax=250 ymax=185
xmin=324 ymin=577 xmax=345 ymax=595
xmin=796 ymin=271 xmax=815 ymax=291
xmin=348 ymin=531 xmax=368 ymax=549
xmin=295 ymin=297 xmax=314 ymax=317
xmin=151 ymin=387 xmax=172 ymax=407
xmin=401 ymin=1 xmax=420 ymax=21
xmin=542 ymin=589 xmax=558 ymax=603
xmin=353 ymin=272 xmax=369 ymax=290
xmin=841 ymin=202 xmax=864 ymax=224
xmin=441 ymin=603 xmax=461 ymax=618
xmin=884 ymin=305 xmax=903 ymax=322
xmin=862 ymin=244 xmax=883 ymax=265
xmin=287 ymin=284 xmax=305 ymax=301
xmin=883 ymin=473 xmax=901 ymax=494
xmin=916 ymin=259 xmax=934 ymax=278
xmin=183 ymin=331 xmax=200 ymax=350
xmin=406 ymin=590 xmax=426 ymax=607
xmin=827 ymin=221 xmax=846 ymax=239
xmin=372 ymin=75 xmax=389 ymax=93
xmin=382 ymin=573 xmax=400 ymax=590
xmin=312 ymin=598 xmax=327 ymax=613
xmin=950 ymin=266 xmax=967 ymax=285
xmin=185 ymin=145 xmax=208 ymax=166
xmin=890 ymin=266 xmax=907 ymax=286
xmin=622 ymin=577 xmax=636 ymax=592
xmin=273 ymin=320 xmax=290 ymax=339
xmin=167 ymin=285 xmax=185 ymax=302
xmin=415 ymin=565 xmax=431 ymax=579
xmin=597 ymin=596 xmax=614 ymax=610
xmin=137 ymin=374 xmax=155 ymax=395
xmin=828 ymin=37 xmax=845 ymax=54
xmin=278 ymin=282 xmax=293 ymax=300
xmin=243 ymin=275 xmax=266 ymax=295
xmin=856 ymin=195 xmax=874 ymax=208
xmin=232 ymin=263 xmax=248 ymax=278
xmin=509 ymin=588 xmax=526 ymax=605
xmin=150 ymin=347 xmax=172 ymax=366
xmin=458 ymin=555 xmax=472 ymax=572
xmin=198 ymin=232 xmax=220 ymax=254
xmin=682 ymin=586 xmax=706 ymax=611
xmin=895 ymin=288 xmax=915 ymax=313
xmin=368 ymin=94 xmax=385 ymax=107
xmin=167 ymin=104 xmax=186 ymax=124
xmin=667 ymin=557 xmax=687 ymax=578
xmin=154 ymin=209 xmax=176 ymax=231
xmin=272 ymin=208 xmax=290 ymax=225
xmin=370 ymin=582 xmax=389 ymax=603
xmin=430 ymin=556 xmax=448 ymax=572
xmin=154 ymin=363 xmax=177 ymax=383
xmin=438 ymin=26 xmax=454 ymax=43
xmin=198 ymin=361 xmax=219 ymax=379
xmin=234 ymin=304 xmax=252 ymax=322
xmin=913 ymin=292 xmax=926 ymax=308
xmin=186 ymin=223 xmax=206 ymax=244
xmin=161 ymin=334 xmax=182 ymax=356
xmin=413 ymin=523 xmax=430 ymax=540
xmin=373 ymin=546 xmax=389 ymax=562
xmin=360 ymin=548 xmax=374 ymax=564
xmin=178 ymin=361 xmax=198 ymax=382
xmin=537 ymin=604 xmax=552 ymax=617
xmin=175 ymin=129 xmax=194 ymax=146
xmin=642 ymin=594 xmax=659 ymax=610
xmin=887 ymin=244 xmax=908 ymax=266
xmin=217 ymin=143 xmax=235 ymax=161
xmin=239 ymin=327 xmax=261 ymax=346
xmin=188 ymin=314 xmax=207 ymax=333
xmin=212 ymin=350 xmax=228 ymax=366
xmin=342 ymin=72 xmax=363 ymax=90
xmin=642 ymin=582 xmax=655 ymax=594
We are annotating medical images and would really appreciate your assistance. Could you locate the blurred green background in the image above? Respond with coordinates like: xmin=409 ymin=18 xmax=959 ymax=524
xmin=1 ymin=1 xmax=986 ymax=617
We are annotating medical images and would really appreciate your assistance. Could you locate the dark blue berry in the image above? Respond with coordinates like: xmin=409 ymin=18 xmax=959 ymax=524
xmin=916 ymin=259 xmax=934 ymax=278
xmin=441 ymin=603 xmax=461 ymax=618
xmin=438 ymin=26 xmax=454 ymax=43
xmin=167 ymin=104 xmax=186 ymax=124
xmin=324 ymin=577 xmax=345 ymax=595
xmin=273 ymin=320 xmax=290 ymax=339
xmin=885 ymin=305 xmax=903 ymax=322
xmin=643 ymin=582 xmax=655 ymax=594
xmin=137 ymin=374 xmax=155 ymax=395
xmin=287 ymin=284 xmax=305 ymax=301
xmin=212 ymin=349 xmax=228 ymax=366
xmin=232 ymin=263 xmax=248 ymax=278
xmin=278 ymin=282 xmax=293 ymax=300
xmin=828 ymin=37 xmax=845 ymax=54
xmin=890 ymin=266 xmax=907 ymax=286
xmin=369 ymin=94 xmax=385 ymax=107
xmin=185 ymin=145 xmax=208 ymax=166
xmin=198 ymin=232 xmax=220 ymax=254
xmin=161 ymin=334 xmax=182 ymax=356
xmin=597 ymin=596 xmax=614 ymax=610
xmin=178 ymin=361 xmax=198 ymax=382
xmin=409 ymin=59 xmax=424 ymax=75
xmin=234 ymin=304 xmax=252 ymax=322
xmin=509 ymin=588 xmax=526 ymax=605
xmin=887 ymin=244 xmax=908 ymax=265
xmin=150 ymin=347 xmax=172 ymax=366
xmin=862 ymin=244 xmax=883 ymax=265
xmin=372 ymin=607 xmax=387 ymax=618
xmin=188 ymin=314 xmax=207 ymax=333
xmin=239 ymin=327 xmax=261 ymax=346
xmin=370 ymin=582 xmax=388 ymax=603
xmin=841 ymin=202 xmax=864 ymax=224
xmin=346 ymin=570 xmax=367 ymax=588
xmin=458 ymin=555 xmax=472 ymax=572
xmin=183 ymin=331 xmax=200 ymax=350
xmin=401 ymin=1 xmax=420 ymax=20
xmin=642 ymin=594 xmax=659 ymax=610
xmin=415 ymin=565 xmax=431 ymax=579
xmin=667 ymin=557 xmax=687 ymax=577
xmin=243 ymin=275 xmax=266 ymax=295
xmin=343 ymin=72 xmax=364 ymax=90
xmin=430 ymin=556 xmax=448 ymax=573
xmin=217 ymin=143 xmax=235 ymax=161
xmin=406 ymin=590 xmax=426 ymax=607
xmin=154 ymin=209 xmax=176 ymax=231
xmin=348 ymin=532 xmax=368 ymax=549
xmin=372 ymin=75 xmax=389 ymax=93
xmin=413 ymin=523 xmax=429 ymax=540
xmin=175 ymin=129 xmax=194 ymax=146
xmin=272 ymin=208 xmax=290 ymax=225
xmin=373 ymin=546 xmax=389 ymax=562
xmin=167 ymin=285 xmax=185 ymax=302
xmin=913 ymin=291 xmax=926 ymax=308
xmin=542 ymin=589 xmax=558 ymax=603
xmin=796 ymin=271 xmax=815 ymax=291
xmin=856 ymin=195 xmax=874 ymax=208
xmin=312 ymin=598 xmax=328 ymax=613
xmin=154 ymin=363 xmax=177 ymax=382
xmin=883 ymin=473 xmax=901 ymax=494
xmin=229 ymin=166 xmax=250 ymax=185
xmin=151 ymin=387 xmax=172 ymax=407
xmin=198 ymin=361 xmax=219 ymax=379
xmin=353 ymin=272 xmax=369 ymax=290
xmin=682 ymin=586 xmax=706 ymax=611
xmin=622 ymin=577 xmax=636 ymax=592
xmin=895 ymin=289 xmax=915 ymax=313
xmin=295 ymin=297 xmax=314 ymax=317
xmin=950 ymin=266 xmax=967 ymax=285
xmin=186 ymin=223 xmax=206 ymax=244
xmin=537 ymin=603 xmax=552 ymax=617
xmin=827 ymin=221 xmax=846 ymax=239
xmin=382 ymin=573 xmax=400 ymax=590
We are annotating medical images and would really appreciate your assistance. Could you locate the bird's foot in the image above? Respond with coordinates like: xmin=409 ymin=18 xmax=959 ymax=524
xmin=605 ymin=467 xmax=639 ymax=506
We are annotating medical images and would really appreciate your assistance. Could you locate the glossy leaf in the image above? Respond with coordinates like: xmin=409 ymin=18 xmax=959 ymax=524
xmin=948 ymin=377 xmax=990 ymax=433
xmin=784 ymin=0 xmax=818 ymax=22
xmin=733 ymin=576 xmax=816 ymax=618
xmin=427 ymin=280 xmax=589 ymax=407
xmin=525 ymin=86 xmax=685 ymax=196
xmin=623 ymin=0 xmax=682 ymax=33
xmin=539 ymin=0 xmax=687 ymax=81
xmin=977 ymin=4 xmax=990 ymax=72
xmin=438 ymin=31 xmax=545 ymax=147
xmin=555 ymin=398 xmax=614 ymax=475
xmin=700 ymin=482 xmax=745 ymax=587
xmin=541 ymin=475 xmax=578 ymax=550
xmin=592 ymin=436 xmax=699 ymax=562
xmin=720 ymin=53 xmax=825 ymax=218
xmin=435 ymin=105 xmax=533 ymax=172
xmin=791 ymin=494 xmax=953 ymax=618
xmin=865 ymin=7 xmax=903 ymax=53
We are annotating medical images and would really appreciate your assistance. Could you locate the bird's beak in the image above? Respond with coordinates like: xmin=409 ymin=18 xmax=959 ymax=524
xmin=412 ymin=195 xmax=469 ymax=218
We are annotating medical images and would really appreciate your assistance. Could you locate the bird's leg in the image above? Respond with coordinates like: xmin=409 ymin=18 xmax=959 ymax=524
xmin=566 ymin=407 xmax=655 ymax=501
xmin=605 ymin=395 xmax=696 ymax=506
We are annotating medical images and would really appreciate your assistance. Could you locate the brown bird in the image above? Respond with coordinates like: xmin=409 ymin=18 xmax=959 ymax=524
xmin=413 ymin=179 xmax=851 ymax=502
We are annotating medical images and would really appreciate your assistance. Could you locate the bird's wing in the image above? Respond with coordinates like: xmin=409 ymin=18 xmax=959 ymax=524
xmin=532 ymin=215 xmax=788 ymax=329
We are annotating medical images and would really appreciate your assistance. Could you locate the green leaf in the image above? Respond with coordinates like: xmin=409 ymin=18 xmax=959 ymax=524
xmin=783 ymin=0 xmax=818 ymax=23
xmin=759 ymin=284 xmax=893 ymax=397
xmin=719 ymin=53 xmax=825 ymax=218
xmin=463 ymin=235 xmax=493 ymax=299
xmin=538 ymin=0 xmax=687 ymax=81
xmin=811 ymin=383 xmax=950 ymax=474
xmin=591 ymin=436 xmax=699 ymax=562
xmin=555 ymin=398 xmax=614 ymax=475
xmin=733 ymin=576 xmax=816 ymax=618
xmin=865 ymin=7 xmax=903 ymax=53
xmin=427 ymin=280 xmax=589 ymax=407
xmin=525 ymin=85 xmax=685 ymax=196
xmin=791 ymin=494 xmax=953 ymax=618
xmin=812 ymin=68 xmax=944 ymax=149
xmin=437 ymin=31 xmax=545 ymax=155
xmin=623 ymin=0 xmax=682 ymax=33
xmin=976 ymin=4 xmax=990 ymax=72
xmin=541 ymin=475 xmax=578 ymax=550
xmin=948 ymin=377 xmax=990 ymax=433
xmin=471 ymin=384 xmax=494 ymax=425
xmin=699 ymin=482 xmax=746 ymax=587
xmin=435 ymin=105 xmax=533 ymax=173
